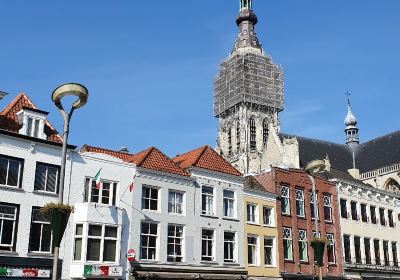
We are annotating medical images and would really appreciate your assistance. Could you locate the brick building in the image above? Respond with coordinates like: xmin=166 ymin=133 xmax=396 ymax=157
xmin=255 ymin=167 xmax=345 ymax=280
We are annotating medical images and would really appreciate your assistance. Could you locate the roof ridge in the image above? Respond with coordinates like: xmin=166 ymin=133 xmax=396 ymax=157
xmin=0 ymin=93 xmax=31 ymax=115
xmin=193 ymin=145 xmax=209 ymax=166
xmin=361 ymin=130 xmax=400 ymax=145
xmin=134 ymin=147 xmax=155 ymax=166
xmin=281 ymin=133 xmax=345 ymax=147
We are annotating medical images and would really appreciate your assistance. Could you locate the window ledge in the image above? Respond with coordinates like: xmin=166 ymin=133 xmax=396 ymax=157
xmin=200 ymin=261 xmax=218 ymax=265
xmin=0 ymin=251 xmax=18 ymax=256
xmin=297 ymin=216 xmax=307 ymax=220
xmin=33 ymin=190 xmax=58 ymax=197
xmin=200 ymin=214 xmax=218 ymax=219
xmin=248 ymin=264 xmax=259 ymax=267
xmin=246 ymin=222 xmax=260 ymax=226
xmin=223 ymin=262 xmax=240 ymax=266
xmin=284 ymin=260 xmax=295 ymax=263
xmin=262 ymin=224 xmax=276 ymax=228
xmin=27 ymin=252 xmax=53 ymax=258
xmin=0 ymin=185 xmax=24 ymax=192
xmin=222 ymin=217 xmax=239 ymax=222
xmin=265 ymin=265 xmax=277 ymax=268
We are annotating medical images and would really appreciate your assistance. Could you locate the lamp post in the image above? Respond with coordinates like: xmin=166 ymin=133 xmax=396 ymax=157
xmin=51 ymin=83 xmax=88 ymax=280
xmin=304 ymin=159 xmax=327 ymax=280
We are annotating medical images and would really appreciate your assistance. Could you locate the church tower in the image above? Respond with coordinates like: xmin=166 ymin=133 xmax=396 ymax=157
xmin=214 ymin=0 xmax=284 ymax=174
xmin=344 ymin=97 xmax=359 ymax=149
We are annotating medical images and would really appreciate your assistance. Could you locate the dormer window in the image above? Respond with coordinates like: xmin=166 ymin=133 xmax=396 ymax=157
xmin=17 ymin=107 xmax=49 ymax=140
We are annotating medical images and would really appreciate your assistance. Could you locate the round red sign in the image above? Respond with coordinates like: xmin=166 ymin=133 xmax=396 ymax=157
xmin=127 ymin=249 xmax=136 ymax=262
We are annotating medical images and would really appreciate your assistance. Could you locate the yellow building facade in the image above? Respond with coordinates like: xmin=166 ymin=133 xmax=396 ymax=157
xmin=244 ymin=186 xmax=280 ymax=280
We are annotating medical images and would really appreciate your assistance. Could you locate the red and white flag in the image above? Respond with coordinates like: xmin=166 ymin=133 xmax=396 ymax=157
xmin=128 ymin=174 xmax=136 ymax=192
xmin=94 ymin=169 xmax=102 ymax=189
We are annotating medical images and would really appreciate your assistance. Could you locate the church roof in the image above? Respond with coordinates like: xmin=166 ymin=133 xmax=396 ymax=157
xmin=173 ymin=146 xmax=242 ymax=177
xmin=0 ymin=93 xmax=62 ymax=143
xmin=281 ymin=130 xmax=400 ymax=173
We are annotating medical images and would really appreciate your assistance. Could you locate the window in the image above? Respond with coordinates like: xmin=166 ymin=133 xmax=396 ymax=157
xmin=343 ymin=235 xmax=351 ymax=263
xmin=236 ymin=122 xmax=241 ymax=152
xmin=364 ymin=238 xmax=372 ymax=264
xmin=34 ymin=163 xmax=60 ymax=193
xmin=281 ymin=186 xmax=290 ymax=215
xmin=223 ymin=190 xmax=235 ymax=218
xmin=86 ymin=224 xmax=118 ymax=262
xmin=296 ymin=189 xmax=305 ymax=217
xmin=28 ymin=208 xmax=52 ymax=253
xmin=74 ymin=224 xmax=83 ymax=261
xmin=340 ymin=199 xmax=348 ymax=219
xmin=201 ymin=229 xmax=214 ymax=261
xmin=361 ymin=204 xmax=368 ymax=223
xmin=202 ymin=186 xmax=214 ymax=215
xmin=370 ymin=206 xmax=377 ymax=224
xmin=263 ymin=207 xmax=273 ymax=226
xmin=84 ymin=178 xmax=118 ymax=206
xmin=26 ymin=117 xmax=41 ymax=138
xmin=298 ymin=230 xmax=308 ymax=262
xmin=224 ymin=232 xmax=236 ymax=263
xmin=283 ymin=228 xmax=293 ymax=261
xmin=374 ymin=240 xmax=381 ymax=265
xmin=142 ymin=186 xmax=159 ymax=211
xmin=264 ymin=237 xmax=275 ymax=266
xmin=310 ymin=192 xmax=319 ymax=220
xmin=247 ymin=203 xmax=257 ymax=223
xmin=383 ymin=241 xmax=390 ymax=266
xmin=0 ymin=204 xmax=18 ymax=251
xmin=249 ymin=118 xmax=256 ymax=151
xmin=262 ymin=119 xmax=269 ymax=145
xmin=248 ymin=235 xmax=258 ymax=265
xmin=167 ymin=225 xmax=183 ymax=262
xmin=168 ymin=191 xmax=184 ymax=215
xmin=392 ymin=242 xmax=398 ymax=267
xmin=388 ymin=210 xmax=395 ymax=228
xmin=323 ymin=195 xmax=332 ymax=222
xmin=326 ymin=234 xmax=336 ymax=264
xmin=0 ymin=155 xmax=23 ymax=188
xmin=354 ymin=236 xmax=362 ymax=264
xmin=379 ymin=208 xmax=386 ymax=226
xmin=141 ymin=222 xmax=158 ymax=260
xmin=351 ymin=201 xmax=358 ymax=221
xmin=228 ymin=127 xmax=232 ymax=155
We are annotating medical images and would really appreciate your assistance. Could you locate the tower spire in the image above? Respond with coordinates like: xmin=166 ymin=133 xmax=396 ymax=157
xmin=233 ymin=0 xmax=261 ymax=51
xmin=344 ymin=92 xmax=359 ymax=148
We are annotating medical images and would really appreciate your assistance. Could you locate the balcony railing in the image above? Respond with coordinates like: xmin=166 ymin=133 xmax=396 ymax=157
xmin=345 ymin=259 xmax=400 ymax=272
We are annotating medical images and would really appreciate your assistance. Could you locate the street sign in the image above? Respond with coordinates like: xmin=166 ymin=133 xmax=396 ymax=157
xmin=127 ymin=249 xmax=136 ymax=262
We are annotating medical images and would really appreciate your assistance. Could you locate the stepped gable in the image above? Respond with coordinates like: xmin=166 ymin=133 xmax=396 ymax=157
xmin=0 ymin=93 xmax=62 ymax=143
xmin=127 ymin=147 xmax=189 ymax=177
xmin=80 ymin=145 xmax=134 ymax=160
xmin=173 ymin=145 xmax=242 ymax=177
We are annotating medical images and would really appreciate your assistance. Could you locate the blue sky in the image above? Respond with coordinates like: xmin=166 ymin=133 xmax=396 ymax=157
xmin=1 ymin=0 xmax=399 ymax=156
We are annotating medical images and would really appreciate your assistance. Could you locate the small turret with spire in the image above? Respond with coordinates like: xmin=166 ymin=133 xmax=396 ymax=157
xmin=344 ymin=93 xmax=359 ymax=148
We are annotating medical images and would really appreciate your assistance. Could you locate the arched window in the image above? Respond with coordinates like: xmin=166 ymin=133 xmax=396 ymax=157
xmin=236 ymin=122 xmax=240 ymax=152
xmin=384 ymin=178 xmax=400 ymax=194
xmin=228 ymin=126 xmax=232 ymax=155
xmin=249 ymin=117 xmax=256 ymax=151
xmin=263 ymin=119 xmax=269 ymax=146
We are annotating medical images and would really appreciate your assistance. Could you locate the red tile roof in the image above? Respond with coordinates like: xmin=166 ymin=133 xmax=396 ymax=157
xmin=80 ymin=145 xmax=134 ymax=160
xmin=81 ymin=145 xmax=189 ymax=178
xmin=0 ymin=93 xmax=62 ymax=143
xmin=126 ymin=147 xmax=190 ymax=177
xmin=172 ymin=146 xmax=242 ymax=177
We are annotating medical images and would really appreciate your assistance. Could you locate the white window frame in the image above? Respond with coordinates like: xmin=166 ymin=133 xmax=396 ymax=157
xmin=281 ymin=186 xmax=290 ymax=215
xmin=140 ymin=222 xmax=158 ymax=261
xmin=84 ymin=178 xmax=119 ymax=206
xmin=298 ymin=229 xmax=308 ymax=262
xmin=0 ymin=155 xmax=23 ymax=188
xmin=283 ymin=228 xmax=293 ymax=261
xmin=168 ymin=190 xmax=184 ymax=215
xmin=34 ymin=162 xmax=60 ymax=194
xmin=247 ymin=203 xmax=258 ymax=224
xmin=248 ymin=235 xmax=259 ymax=266
xmin=142 ymin=185 xmax=159 ymax=211
xmin=202 ymin=186 xmax=214 ymax=216
xmin=224 ymin=231 xmax=237 ymax=263
xmin=201 ymin=229 xmax=215 ymax=262
xmin=264 ymin=236 xmax=276 ymax=267
xmin=326 ymin=233 xmax=336 ymax=264
xmin=310 ymin=192 xmax=319 ymax=220
xmin=263 ymin=206 xmax=274 ymax=226
xmin=223 ymin=190 xmax=236 ymax=218
xmin=167 ymin=224 xmax=184 ymax=263
xmin=296 ymin=189 xmax=305 ymax=218
xmin=29 ymin=208 xmax=52 ymax=254
xmin=323 ymin=194 xmax=333 ymax=222
xmin=73 ymin=224 xmax=84 ymax=261
xmin=0 ymin=204 xmax=18 ymax=251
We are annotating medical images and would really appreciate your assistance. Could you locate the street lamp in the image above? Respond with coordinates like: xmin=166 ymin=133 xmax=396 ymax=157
xmin=304 ymin=159 xmax=327 ymax=280
xmin=51 ymin=83 xmax=89 ymax=280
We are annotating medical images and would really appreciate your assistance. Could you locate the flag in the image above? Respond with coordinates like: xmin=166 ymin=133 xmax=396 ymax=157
xmin=128 ymin=174 xmax=137 ymax=192
xmin=94 ymin=169 xmax=102 ymax=189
